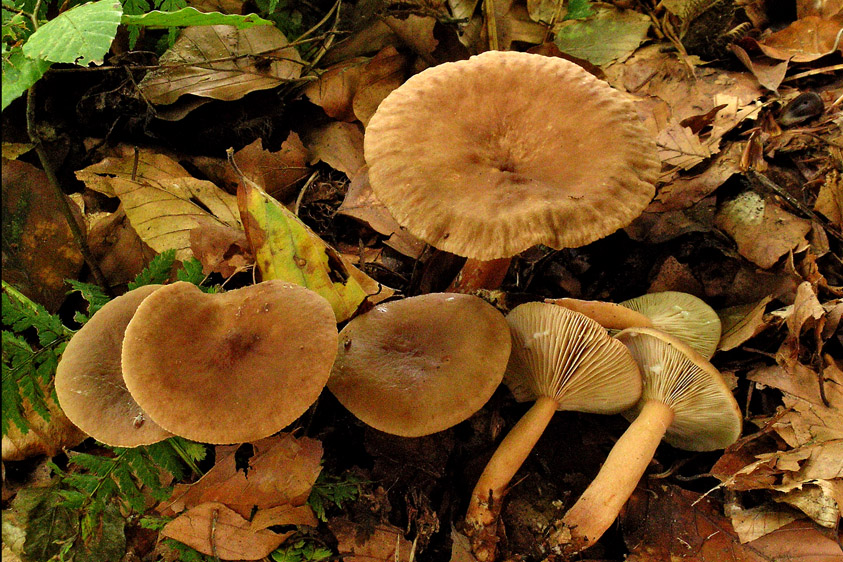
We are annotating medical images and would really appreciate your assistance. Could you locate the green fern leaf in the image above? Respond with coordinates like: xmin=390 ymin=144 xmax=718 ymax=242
xmin=128 ymin=249 xmax=176 ymax=289
xmin=66 ymin=279 xmax=111 ymax=324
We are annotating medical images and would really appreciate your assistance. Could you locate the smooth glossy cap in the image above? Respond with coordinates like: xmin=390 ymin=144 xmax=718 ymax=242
xmin=55 ymin=284 xmax=172 ymax=447
xmin=615 ymin=327 xmax=742 ymax=451
xmin=620 ymin=292 xmax=722 ymax=358
xmin=328 ymin=293 xmax=511 ymax=437
xmin=364 ymin=51 xmax=660 ymax=260
xmin=545 ymin=297 xmax=654 ymax=330
xmin=122 ymin=281 xmax=338 ymax=444
xmin=504 ymin=302 xmax=642 ymax=413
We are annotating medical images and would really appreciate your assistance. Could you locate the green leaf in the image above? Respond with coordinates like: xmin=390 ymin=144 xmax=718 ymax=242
xmin=128 ymin=249 xmax=176 ymax=289
xmin=564 ymin=0 xmax=594 ymax=20
xmin=122 ymin=7 xmax=273 ymax=28
xmin=22 ymin=0 xmax=123 ymax=65
xmin=75 ymin=502 xmax=126 ymax=562
xmin=66 ymin=279 xmax=111 ymax=324
xmin=1 ymin=47 xmax=51 ymax=110
xmin=23 ymin=487 xmax=80 ymax=562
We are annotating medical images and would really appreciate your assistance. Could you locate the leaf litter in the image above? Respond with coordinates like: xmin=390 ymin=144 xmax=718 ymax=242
xmin=2 ymin=0 xmax=843 ymax=561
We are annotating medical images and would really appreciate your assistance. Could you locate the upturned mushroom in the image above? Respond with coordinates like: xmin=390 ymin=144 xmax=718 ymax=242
xmin=364 ymin=50 xmax=660 ymax=291
xmin=55 ymin=284 xmax=172 ymax=447
xmin=121 ymin=280 xmax=338 ymax=444
xmin=464 ymin=303 xmax=641 ymax=561
xmin=545 ymin=327 xmax=742 ymax=554
xmin=619 ymin=291 xmax=722 ymax=358
xmin=327 ymin=293 xmax=511 ymax=437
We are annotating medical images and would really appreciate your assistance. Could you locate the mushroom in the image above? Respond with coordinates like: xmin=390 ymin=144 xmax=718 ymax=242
xmin=619 ymin=291 xmax=722 ymax=358
xmin=55 ymin=284 xmax=173 ymax=447
xmin=464 ymin=302 xmax=641 ymax=561
xmin=327 ymin=293 xmax=511 ymax=437
xmin=544 ymin=297 xmax=654 ymax=330
xmin=121 ymin=280 xmax=338 ymax=444
xmin=545 ymin=327 xmax=742 ymax=554
xmin=364 ymin=50 xmax=660 ymax=292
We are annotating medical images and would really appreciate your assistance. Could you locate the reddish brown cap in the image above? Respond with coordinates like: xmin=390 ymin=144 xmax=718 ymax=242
xmin=364 ymin=51 xmax=660 ymax=260
xmin=545 ymin=298 xmax=654 ymax=330
xmin=505 ymin=303 xmax=641 ymax=413
xmin=619 ymin=292 xmax=722 ymax=358
xmin=122 ymin=281 xmax=338 ymax=444
xmin=615 ymin=327 xmax=741 ymax=451
xmin=328 ymin=293 xmax=511 ymax=437
xmin=55 ymin=284 xmax=172 ymax=447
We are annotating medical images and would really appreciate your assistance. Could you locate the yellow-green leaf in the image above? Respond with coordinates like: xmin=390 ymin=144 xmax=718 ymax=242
xmin=237 ymin=179 xmax=369 ymax=322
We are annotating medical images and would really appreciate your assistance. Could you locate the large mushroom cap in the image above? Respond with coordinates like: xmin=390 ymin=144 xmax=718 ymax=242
xmin=615 ymin=327 xmax=742 ymax=451
xmin=364 ymin=50 xmax=660 ymax=260
xmin=122 ymin=281 xmax=338 ymax=444
xmin=55 ymin=284 xmax=172 ymax=447
xmin=328 ymin=293 xmax=511 ymax=437
xmin=505 ymin=302 xmax=642 ymax=413
xmin=619 ymin=292 xmax=722 ymax=359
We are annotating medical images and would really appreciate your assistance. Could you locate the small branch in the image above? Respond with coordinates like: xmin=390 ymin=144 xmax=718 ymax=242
xmin=25 ymin=86 xmax=113 ymax=296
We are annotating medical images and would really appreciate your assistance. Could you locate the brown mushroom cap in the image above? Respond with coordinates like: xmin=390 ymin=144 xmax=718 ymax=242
xmin=544 ymin=297 xmax=654 ymax=330
xmin=364 ymin=51 xmax=660 ymax=260
xmin=619 ymin=292 xmax=722 ymax=359
xmin=122 ymin=281 xmax=338 ymax=444
xmin=505 ymin=302 xmax=642 ymax=413
xmin=615 ymin=327 xmax=741 ymax=451
xmin=55 ymin=284 xmax=173 ymax=447
xmin=327 ymin=293 xmax=511 ymax=437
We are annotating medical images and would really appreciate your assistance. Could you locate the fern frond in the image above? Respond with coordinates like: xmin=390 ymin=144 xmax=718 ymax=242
xmin=66 ymin=279 xmax=111 ymax=324
xmin=129 ymin=249 xmax=176 ymax=289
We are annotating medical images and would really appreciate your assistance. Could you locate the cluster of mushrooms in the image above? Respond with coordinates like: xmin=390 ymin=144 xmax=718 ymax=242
xmin=55 ymin=51 xmax=743 ymax=560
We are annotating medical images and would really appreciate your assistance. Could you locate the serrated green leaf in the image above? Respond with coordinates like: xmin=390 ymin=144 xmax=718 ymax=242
xmin=66 ymin=279 xmax=111 ymax=324
xmin=22 ymin=0 xmax=123 ymax=65
xmin=122 ymin=7 xmax=272 ymax=28
xmin=1 ymin=46 xmax=52 ymax=110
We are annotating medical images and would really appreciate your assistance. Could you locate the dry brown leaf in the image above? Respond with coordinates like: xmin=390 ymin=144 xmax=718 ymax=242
xmin=715 ymin=191 xmax=812 ymax=269
xmin=730 ymin=44 xmax=789 ymax=92
xmin=647 ymin=255 xmax=704 ymax=295
xmin=138 ymin=25 xmax=303 ymax=105
xmin=815 ymin=171 xmax=842 ymax=229
xmin=338 ymin=168 xmax=425 ymax=259
xmin=249 ymin=504 xmax=318 ymax=532
xmin=306 ymin=121 xmax=365 ymax=178
xmin=87 ymin=206 xmax=158 ymax=288
xmin=161 ymin=501 xmax=289 ymax=560
xmin=352 ymin=46 xmax=408 ymax=127
xmin=329 ymin=519 xmax=412 ymax=562
xmin=657 ymin=121 xmax=713 ymax=170
xmin=77 ymin=149 xmax=241 ymax=261
xmin=745 ymin=519 xmax=843 ymax=560
xmin=304 ymin=57 xmax=367 ymax=122
xmin=189 ymin=218 xmax=253 ymax=277
xmin=774 ymin=480 xmax=842 ymax=528
xmin=757 ymin=15 xmax=843 ymax=62
xmin=2 ymin=159 xmax=85 ymax=312
xmin=727 ymin=503 xmax=801 ymax=543
xmin=718 ymin=296 xmax=773 ymax=351
xmin=161 ymin=433 xmax=322 ymax=518
xmin=798 ymin=0 xmax=843 ymax=18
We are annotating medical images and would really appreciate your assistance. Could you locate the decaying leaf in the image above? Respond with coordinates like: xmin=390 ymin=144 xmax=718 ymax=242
xmin=77 ymin=148 xmax=241 ymax=260
xmin=757 ymin=15 xmax=843 ymax=62
xmin=717 ymin=297 xmax=773 ymax=351
xmin=138 ymin=25 xmax=303 ymax=105
xmin=189 ymin=218 xmax=253 ymax=277
xmin=329 ymin=519 xmax=412 ymax=562
xmin=238 ymin=177 xmax=376 ymax=321
xmin=306 ymin=121 xmax=366 ymax=179
xmin=162 ymin=433 xmax=323 ymax=518
xmin=161 ymin=501 xmax=289 ymax=560
xmin=87 ymin=205 xmax=158 ymax=288
xmin=2 ymin=159 xmax=84 ymax=312
xmin=553 ymin=6 xmax=651 ymax=66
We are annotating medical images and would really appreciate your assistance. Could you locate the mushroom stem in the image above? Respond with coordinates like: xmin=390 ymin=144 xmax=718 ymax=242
xmin=547 ymin=399 xmax=675 ymax=552
xmin=447 ymin=258 xmax=512 ymax=293
xmin=466 ymin=395 xmax=558 ymax=529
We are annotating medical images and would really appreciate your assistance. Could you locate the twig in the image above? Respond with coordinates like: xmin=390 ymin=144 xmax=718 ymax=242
xmin=25 ymin=85 xmax=113 ymax=296
xmin=484 ymin=0 xmax=499 ymax=51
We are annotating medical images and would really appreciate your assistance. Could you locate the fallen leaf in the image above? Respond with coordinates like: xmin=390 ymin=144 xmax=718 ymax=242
xmin=814 ymin=170 xmax=842 ymax=229
xmin=727 ymin=502 xmax=801 ymax=543
xmin=715 ymin=191 xmax=812 ymax=269
xmin=329 ymin=519 xmax=412 ymax=562
xmin=717 ymin=297 xmax=774 ymax=351
xmin=730 ymin=44 xmax=789 ymax=92
xmin=138 ymin=25 xmax=303 ymax=105
xmin=87 ymin=205 xmax=157 ymax=288
xmin=553 ymin=6 xmax=651 ymax=66
xmin=352 ymin=46 xmax=408 ymax=126
xmin=745 ymin=519 xmax=843 ymax=559
xmin=338 ymin=168 xmax=425 ymax=259
xmin=250 ymin=504 xmax=318 ymax=531
xmin=757 ymin=15 xmax=843 ymax=62
xmin=162 ymin=501 xmax=289 ymax=560
xmin=656 ymin=120 xmax=713 ymax=170
xmin=306 ymin=121 xmax=366 ymax=178
xmin=304 ymin=57 xmax=367 ymax=122
xmin=78 ymin=149 xmax=241 ymax=260
xmin=189 ymin=218 xmax=253 ymax=277
xmin=162 ymin=433 xmax=323 ymax=518
xmin=2 ymin=159 xmax=84 ymax=312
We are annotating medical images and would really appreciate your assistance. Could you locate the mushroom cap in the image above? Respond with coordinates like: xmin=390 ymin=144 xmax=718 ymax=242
xmin=364 ymin=50 xmax=660 ymax=260
xmin=122 ymin=281 xmax=338 ymax=444
xmin=615 ymin=327 xmax=741 ymax=451
xmin=619 ymin=292 xmax=722 ymax=358
xmin=327 ymin=293 xmax=511 ymax=437
xmin=504 ymin=302 xmax=641 ymax=413
xmin=55 ymin=284 xmax=173 ymax=447
xmin=545 ymin=297 xmax=654 ymax=330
